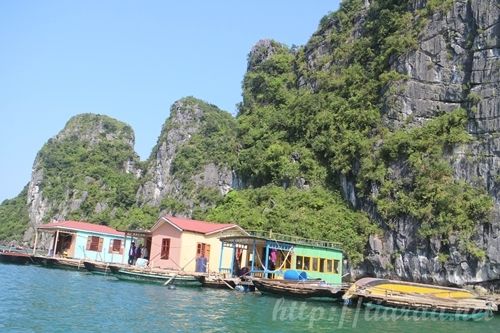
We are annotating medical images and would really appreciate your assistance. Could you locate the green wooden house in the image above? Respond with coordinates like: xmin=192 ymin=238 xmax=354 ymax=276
xmin=219 ymin=231 xmax=343 ymax=284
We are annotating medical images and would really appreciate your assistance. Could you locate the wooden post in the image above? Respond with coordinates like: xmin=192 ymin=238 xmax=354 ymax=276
xmin=122 ymin=233 xmax=128 ymax=265
xmin=219 ymin=277 xmax=235 ymax=290
xmin=264 ymin=241 xmax=270 ymax=275
xmin=32 ymin=229 xmax=39 ymax=255
xmin=229 ymin=241 xmax=236 ymax=276
xmin=53 ymin=230 xmax=60 ymax=258
xmin=218 ymin=241 xmax=224 ymax=273
xmin=251 ymin=239 xmax=256 ymax=273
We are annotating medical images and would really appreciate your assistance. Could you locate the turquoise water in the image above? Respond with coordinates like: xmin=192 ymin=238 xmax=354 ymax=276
xmin=0 ymin=264 xmax=498 ymax=332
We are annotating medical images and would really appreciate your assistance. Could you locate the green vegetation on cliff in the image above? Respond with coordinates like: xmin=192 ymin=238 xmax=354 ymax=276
xmin=224 ymin=0 xmax=493 ymax=259
xmin=36 ymin=114 xmax=157 ymax=229
xmin=0 ymin=187 xmax=30 ymax=241
xmin=205 ymin=186 xmax=377 ymax=263
xmin=170 ymin=97 xmax=238 ymax=182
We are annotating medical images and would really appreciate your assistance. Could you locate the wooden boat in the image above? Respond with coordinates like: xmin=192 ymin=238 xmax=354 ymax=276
xmin=0 ymin=250 xmax=35 ymax=265
xmin=109 ymin=266 xmax=203 ymax=287
xmin=83 ymin=261 xmax=122 ymax=275
xmin=197 ymin=275 xmax=238 ymax=289
xmin=252 ymin=278 xmax=344 ymax=299
xmin=344 ymin=278 xmax=497 ymax=319
xmin=197 ymin=275 xmax=256 ymax=291
xmin=344 ymin=277 xmax=476 ymax=300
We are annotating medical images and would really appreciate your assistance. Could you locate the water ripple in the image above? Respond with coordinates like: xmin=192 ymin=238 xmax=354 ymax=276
xmin=0 ymin=264 xmax=498 ymax=332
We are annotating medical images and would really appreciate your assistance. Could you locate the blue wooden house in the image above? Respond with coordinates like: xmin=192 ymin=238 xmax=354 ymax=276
xmin=35 ymin=220 xmax=133 ymax=264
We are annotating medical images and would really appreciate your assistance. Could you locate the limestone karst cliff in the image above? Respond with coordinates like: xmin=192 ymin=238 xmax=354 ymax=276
xmin=136 ymin=97 xmax=237 ymax=217
xmin=23 ymin=114 xmax=141 ymax=243
xmin=231 ymin=0 xmax=499 ymax=285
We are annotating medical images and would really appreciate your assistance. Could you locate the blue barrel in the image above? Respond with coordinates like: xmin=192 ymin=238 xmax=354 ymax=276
xmin=283 ymin=270 xmax=307 ymax=281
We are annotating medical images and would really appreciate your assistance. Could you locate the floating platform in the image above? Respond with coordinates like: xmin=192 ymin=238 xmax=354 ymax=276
xmin=33 ymin=256 xmax=87 ymax=270
xmin=0 ymin=250 xmax=35 ymax=265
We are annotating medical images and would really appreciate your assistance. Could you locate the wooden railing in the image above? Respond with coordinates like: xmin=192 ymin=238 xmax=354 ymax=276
xmin=221 ymin=230 xmax=343 ymax=250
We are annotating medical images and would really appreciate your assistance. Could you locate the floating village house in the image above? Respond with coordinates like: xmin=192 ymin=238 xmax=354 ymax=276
xmin=219 ymin=231 xmax=344 ymax=284
xmin=136 ymin=215 xmax=247 ymax=273
xmin=34 ymin=221 xmax=130 ymax=264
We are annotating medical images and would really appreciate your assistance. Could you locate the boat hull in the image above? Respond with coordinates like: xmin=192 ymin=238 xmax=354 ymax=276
xmin=110 ymin=267 xmax=202 ymax=287
xmin=252 ymin=278 xmax=343 ymax=299
xmin=83 ymin=261 xmax=120 ymax=275
xmin=364 ymin=302 xmax=493 ymax=321
xmin=344 ymin=278 xmax=497 ymax=314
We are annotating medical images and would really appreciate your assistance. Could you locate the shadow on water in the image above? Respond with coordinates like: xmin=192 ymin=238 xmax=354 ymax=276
xmin=0 ymin=264 xmax=498 ymax=333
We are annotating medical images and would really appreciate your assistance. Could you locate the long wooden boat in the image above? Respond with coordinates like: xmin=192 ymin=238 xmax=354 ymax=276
xmin=83 ymin=261 xmax=122 ymax=275
xmin=109 ymin=266 xmax=203 ymax=287
xmin=252 ymin=278 xmax=344 ymax=299
xmin=344 ymin=277 xmax=475 ymax=300
xmin=344 ymin=278 xmax=497 ymax=318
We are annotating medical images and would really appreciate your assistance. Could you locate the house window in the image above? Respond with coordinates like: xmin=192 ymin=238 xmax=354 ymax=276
xmin=295 ymin=256 xmax=303 ymax=270
xmin=326 ymin=259 xmax=333 ymax=273
xmin=284 ymin=256 xmax=291 ymax=269
xmin=86 ymin=236 xmax=103 ymax=252
xmin=161 ymin=238 xmax=171 ymax=259
xmin=333 ymin=260 xmax=340 ymax=274
xmin=196 ymin=243 xmax=211 ymax=258
xmin=303 ymin=257 xmax=310 ymax=271
xmin=109 ymin=239 xmax=122 ymax=253
xmin=319 ymin=258 xmax=325 ymax=273
xmin=312 ymin=257 xmax=319 ymax=271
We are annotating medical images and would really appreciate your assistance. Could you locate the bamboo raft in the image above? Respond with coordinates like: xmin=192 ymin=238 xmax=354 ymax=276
xmin=252 ymin=278 xmax=345 ymax=299
xmin=343 ymin=278 xmax=497 ymax=319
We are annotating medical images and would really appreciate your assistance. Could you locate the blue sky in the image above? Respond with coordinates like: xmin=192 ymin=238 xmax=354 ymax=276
xmin=0 ymin=1 xmax=340 ymax=201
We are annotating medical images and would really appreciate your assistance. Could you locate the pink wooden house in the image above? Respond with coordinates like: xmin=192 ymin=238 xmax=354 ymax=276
xmin=148 ymin=215 xmax=246 ymax=273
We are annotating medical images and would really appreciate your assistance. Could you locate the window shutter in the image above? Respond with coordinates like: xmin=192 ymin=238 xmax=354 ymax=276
xmin=108 ymin=242 xmax=113 ymax=253
xmin=119 ymin=246 xmax=124 ymax=255
xmin=205 ymin=244 xmax=211 ymax=261
xmin=86 ymin=236 xmax=92 ymax=250
xmin=98 ymin=237 xmax=104 ymax=252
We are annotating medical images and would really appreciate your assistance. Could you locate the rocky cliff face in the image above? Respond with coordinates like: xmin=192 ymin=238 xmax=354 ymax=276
xmin=136 ymin=97 xmax=237 ymax=217
xmin=23 ymin=114 xmax=140 ymax=244
xmin=304 ymin=0 xmax=499 ymax=285
xmin=363 ymin=0 xmax=499 ymax=286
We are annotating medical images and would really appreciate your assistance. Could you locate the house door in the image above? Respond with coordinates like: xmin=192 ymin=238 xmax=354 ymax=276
xmin=195 ymin=243 xmax=210 ymax=272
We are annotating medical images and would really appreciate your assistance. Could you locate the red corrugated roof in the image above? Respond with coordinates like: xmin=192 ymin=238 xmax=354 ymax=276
xmin=162 ymin=215 xmax=237 ymax=235
xmin=37 ymin=221 xmax=124 ymax=236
